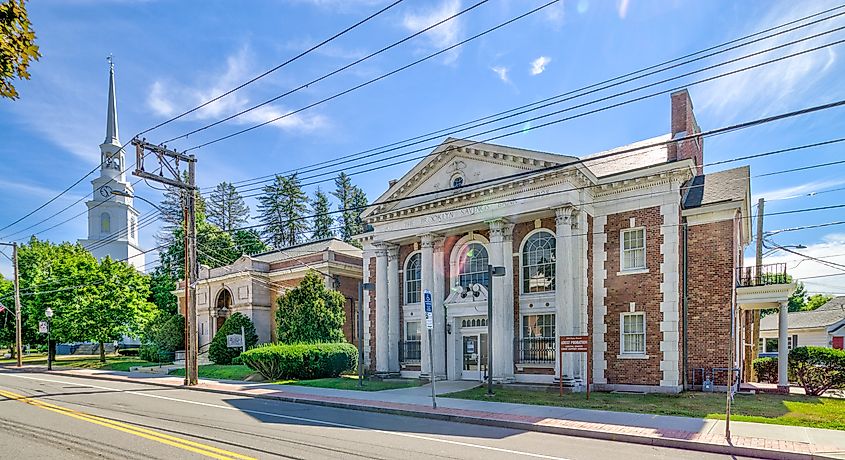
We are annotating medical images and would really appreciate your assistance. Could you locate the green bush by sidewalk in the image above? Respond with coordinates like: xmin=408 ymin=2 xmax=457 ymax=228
xmin=209 ymin=313 xmax=258 ymax=365
xmin=240 ymin=342 xmax=357 ymax=380
xmin=789 ymin=346 xmax=845 ymax=396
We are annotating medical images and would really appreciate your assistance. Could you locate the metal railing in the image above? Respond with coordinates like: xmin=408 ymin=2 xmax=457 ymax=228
xmin=736 ymin=263 xmax=789 ymax=287
xmin=514 ymin=337 xmax=556 ymax=364
xmin=399 ymin=340 xmax=421 ymax=363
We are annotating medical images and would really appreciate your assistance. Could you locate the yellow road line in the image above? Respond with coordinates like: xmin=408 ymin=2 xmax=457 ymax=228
xmin=0 ymin=389 xmax=256 ymax=460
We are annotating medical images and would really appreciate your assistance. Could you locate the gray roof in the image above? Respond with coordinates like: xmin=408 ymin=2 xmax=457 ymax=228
xmin=682 ymin=166 xmax=749 ymax=209
xmin=581 ymin=134 xmax=671 ymax=178
xmin=760 ymin=297 xmax=845 ymax=331
xmin=252 ymin=238 xmax=361 ymax=263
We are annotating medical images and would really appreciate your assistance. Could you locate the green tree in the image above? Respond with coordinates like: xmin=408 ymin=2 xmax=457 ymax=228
xmin=788 ymin=280 xmax=808 ymax=312
xmin=0 ymin=276 xmax=15 ymax=354
xmin=148 ymin=266 xmax=178 ymax=316
xmin=276 ymin=270 xmax=346 ymax=344
xmin=232 ymin=229 xmax=268 ymax=256
xmin=148 ymin=314 xmax=184 ymax=353
xmin=158 ymin=217 xmax=238 ymax=280
xmin=0 ymin=0 xmax=41 ymax=100
xmin=332 ymin=173 xmax=367 ymax=246
xmin=155 ymin=174 xmax=206 ymax=247
xmin=311 ymin=188 xmax=334 ymax=240
xmin=805 ymin=294 xmax=833 ymax=311
xmin=258 ymin=174 xmax=308 ymax=248
xmin=208 ymin=312 xmax=258 ymax=364
xmin=207 ymin=181 xmax=250 ymax=232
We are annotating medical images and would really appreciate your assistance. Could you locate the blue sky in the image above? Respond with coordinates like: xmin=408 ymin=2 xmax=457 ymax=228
xmin=1 ymin=0 xmax=845 ymax=294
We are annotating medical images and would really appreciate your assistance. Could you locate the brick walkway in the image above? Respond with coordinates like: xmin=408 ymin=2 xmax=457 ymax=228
xmin=8 ymin=367 xmax=845 ymax=460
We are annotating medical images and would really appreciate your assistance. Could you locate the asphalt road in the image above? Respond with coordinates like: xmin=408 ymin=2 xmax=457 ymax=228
xmin=0 ymin=371 xmax=751 ymax=460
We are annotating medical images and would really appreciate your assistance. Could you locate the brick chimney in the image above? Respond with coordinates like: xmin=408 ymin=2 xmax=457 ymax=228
xmin=668 ymin=89 xmax=703 ymax=169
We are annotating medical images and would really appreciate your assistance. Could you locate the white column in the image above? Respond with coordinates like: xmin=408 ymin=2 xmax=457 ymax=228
xmin=420 ymin=233 xmax=436 ymax=378
xmin=374 ymin=243 xmax=389 ymax=374
xmin=362 ymin=247 xmax=374 ymax=370
xmin=432 ymin=237 xmax=447 ymax=378
xmin=488 ymin=219 xmax=512 ymax=382
xmin=592 ymin=215 xmax=608 ymax=384
xmin=570 ymin=209 xmax=586 ymax=386
xmin=502 ymin=223 xmax=515 ymax=382
xmin=387 ymin=245 xmax=400 ymax=374
xmin=554 ymin=206 xmax=574 ymax=384
xmin=778 ymin=301 xmax=789 ymax=390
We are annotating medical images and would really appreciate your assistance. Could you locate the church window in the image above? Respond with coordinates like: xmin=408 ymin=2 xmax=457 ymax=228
xmin=130 ymin=217 xmax=136 ymax=239
xmin=458 ymin=243 xmax=488 ymax=289
xmin=405 ymin=253 xmax=421 ymax=304
xmin=522 ymin=231 xmax=556 ymax=293
xmin=100 ymin=213 xmax=111 ymax=233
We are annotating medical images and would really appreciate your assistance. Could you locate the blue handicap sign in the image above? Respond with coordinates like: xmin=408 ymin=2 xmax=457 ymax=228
xmin=424 ymin=290 xmax=432 ymax=313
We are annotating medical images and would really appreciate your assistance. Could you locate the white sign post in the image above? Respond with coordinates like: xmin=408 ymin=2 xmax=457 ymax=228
xmin=424 ymin=289 xmax=436 ymax=409
xmin=226 ymin=327 xmax=247 ymax=353
xmin=38 ymin=321 xmax=48 ymax=334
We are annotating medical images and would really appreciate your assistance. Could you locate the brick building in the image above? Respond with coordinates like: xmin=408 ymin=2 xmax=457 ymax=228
xmin=357 ymin=90 xmax=776 ymax=393
xmin=177 ymin=238 xmax=363 ymax=351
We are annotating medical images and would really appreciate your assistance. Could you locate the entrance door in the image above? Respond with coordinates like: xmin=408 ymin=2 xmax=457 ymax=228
xmin=461 ymin=333 xmax=488 ymax=381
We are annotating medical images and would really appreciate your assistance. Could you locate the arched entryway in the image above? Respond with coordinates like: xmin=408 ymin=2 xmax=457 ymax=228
xmin=215 ymin=288 xmax=233 ymax=333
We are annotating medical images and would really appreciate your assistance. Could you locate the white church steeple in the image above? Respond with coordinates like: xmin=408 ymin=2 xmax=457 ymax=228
xmin=78 ymin=57 xmax=145 ymax=272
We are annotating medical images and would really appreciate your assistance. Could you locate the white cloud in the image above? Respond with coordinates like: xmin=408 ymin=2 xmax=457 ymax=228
xmin=530 ymin=56 xmax=551 ymax=75
xmin=617 ymin=0 xmax=630 ymax=19
xmin=402 ymin=0 xmax=463 ymax=64
xmin=543 ymin=2 xmax=565 ymax=27
xmin=697 ymin=0 xmax=839 ymax=122
xmin=147 ymin=47 xmax=327 ymax=133
xmin=753 ymin=178 xmax=845 ymax=202
xmin=748 ymin=233 xmax=845 ymax=294
xmin=491 ymin=66 xmax=510 ymax=83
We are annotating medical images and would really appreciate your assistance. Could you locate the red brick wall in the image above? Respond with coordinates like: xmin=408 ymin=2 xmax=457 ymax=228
xmin=603 ymin=207 xmax=663 ymax=386
xmin=270 ymin=253 xmax=324 ymax=270
xmin=336 ymin=275 xmax=361 ymax=344
xmin=686 ymin=219 xmax=734 ymax=385
xmin=669 ymin=90 xmax=703 ymax=169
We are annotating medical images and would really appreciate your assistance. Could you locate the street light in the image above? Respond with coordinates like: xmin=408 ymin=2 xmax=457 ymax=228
xmin=480 ymin=264 xmax=506 ymax=397
xmin=45 ymin=307 xmax=53 ymax=371
xmin=358 ymin=282 xmax=375 ymax=387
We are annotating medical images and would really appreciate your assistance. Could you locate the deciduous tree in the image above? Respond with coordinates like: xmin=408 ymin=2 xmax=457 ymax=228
xmin=0 ymin=0 xmax=40 ymax=100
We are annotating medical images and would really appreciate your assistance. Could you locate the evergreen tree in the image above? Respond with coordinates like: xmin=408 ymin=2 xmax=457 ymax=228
xmin=311 ymin=188 xmax=334 ymax=240
xmin=258 ymin=174 xmax=308 ymax=248
xmin=206 ymin=181 xmax=250 ymax=232
xmin=276 ymin=271 xmax=346 ymax=344
xmin=232 ymin=229 xmax=269 ymax=256
xmin=333 ymin=172 xmax=362 ymax=243
xmin=155 ymin=171 xmax=206 ymax=246
xmin=349 ymin=186 xmax=368 ymax=248
xmin=158 ymin=217 xmax=238 ymax=280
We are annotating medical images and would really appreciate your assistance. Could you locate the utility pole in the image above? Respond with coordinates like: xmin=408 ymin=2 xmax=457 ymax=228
xmin=131 ymin=138 xmax=199 ymax=386
xmin=751 ymin=198 xmax=765 ymax=381
xmin=0 ymin=242 xmax=22 ymax=367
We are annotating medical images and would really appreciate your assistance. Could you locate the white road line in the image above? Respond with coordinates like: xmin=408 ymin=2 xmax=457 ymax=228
xmin=0 ymin=373 xmax=571 ymax=460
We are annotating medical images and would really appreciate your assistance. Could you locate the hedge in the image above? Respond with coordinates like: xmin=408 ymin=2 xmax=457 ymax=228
xmin=789 ymin=346 xmax=845 ymax=396
xmin=240 ymin=343 xmax=357 ymax=381
xmin=139 ymin=344 xmax=173 ymax=363
xmin=209 ymin=313 xmax=258 ymax=365
xmin=753 ymin=357 xmax=778 ymax=383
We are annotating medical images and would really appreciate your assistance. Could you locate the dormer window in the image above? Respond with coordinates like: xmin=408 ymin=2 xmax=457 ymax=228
xmin=452 ymin=175 xmax=464 ymax=189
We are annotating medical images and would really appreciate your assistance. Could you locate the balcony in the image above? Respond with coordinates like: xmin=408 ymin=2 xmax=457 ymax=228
xmin=514 ymin=337 xmax=556 ymax=365
xmin=399 ymin=340 xmax=421 ymax=364
xmin=736 ymin=263 xmax=789 ymax=287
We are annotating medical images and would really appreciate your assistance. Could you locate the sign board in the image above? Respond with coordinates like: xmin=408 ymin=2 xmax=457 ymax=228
xmin=39 ymin=321 xmax=48 ymax=334
xmin=424 ymin=289 xmax=433 ymax=330
xmin=226 ymin=334 xmax=244 ymax=348
xmin=559 ymin=335 xmax=589 ymax=352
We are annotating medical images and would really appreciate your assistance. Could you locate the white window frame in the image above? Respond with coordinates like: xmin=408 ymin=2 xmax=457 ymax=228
xmin=619 ymin=312 xmax=647 ymax=357
xmin=620 ymin=227 xmax=646 ymax=272
xmin=405 ymin=321 xmax=421 ymax=341
xmin=520 ymin=229 xmax=556 ymax=294
xmin=404 ymin=252 xmax=422 ymax=305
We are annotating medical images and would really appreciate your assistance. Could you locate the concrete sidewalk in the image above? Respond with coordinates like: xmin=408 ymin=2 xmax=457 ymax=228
xmin=7 ymin=366 xmax=845 ymax=460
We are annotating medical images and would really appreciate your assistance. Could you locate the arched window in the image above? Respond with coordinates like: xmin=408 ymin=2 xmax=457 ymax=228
xmin=405 ymin=253 xmax=421 ymax=304
xmin=458 ymin=243 xmax=489 ymax=288
xmin=215 ymin=288 xmax=233 ymax=333
xmin=100 ymin=212 xmax=111 ymax=233
xmin=522 ymin=231 xmax=556 ymax=293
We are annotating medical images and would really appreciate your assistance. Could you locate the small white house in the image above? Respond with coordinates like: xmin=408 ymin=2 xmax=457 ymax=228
xmin=760 ymin=297 xmax=845 ymax=354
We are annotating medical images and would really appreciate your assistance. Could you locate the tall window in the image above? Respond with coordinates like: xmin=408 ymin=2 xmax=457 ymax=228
xmin=405 ymin=321 xmax=421 ymax=341
xmin=405 ymin=253 xmax=421 ymax=304
xmin=458 ymin=243 xmax=489 ymax=288
xmin=522 ymin=314 xmax=555 ymax=338
xmin=100 ymin=212 xmax=111 ymax=233
xmin=130 ymin=217 xmax=136 ymax=239
xmin=522 ymin=231 xmax=556 ymax=293
xmin=621 ymin=228 xmax=646 ymax=271
xmin=621 ymin=312 xmax=646 ymax=354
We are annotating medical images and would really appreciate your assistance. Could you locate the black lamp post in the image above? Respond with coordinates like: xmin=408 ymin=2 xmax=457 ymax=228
xmin=45 ymin=307 xmax=53 ymax=371
xmin=479 ymin=264 xmax=506 ymax=397
xmin=358 ymin=282 xmax=375 ymax=387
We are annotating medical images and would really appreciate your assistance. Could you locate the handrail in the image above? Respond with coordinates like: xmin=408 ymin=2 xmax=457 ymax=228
xmin=736 ymin=263 xmax=789 ymax=287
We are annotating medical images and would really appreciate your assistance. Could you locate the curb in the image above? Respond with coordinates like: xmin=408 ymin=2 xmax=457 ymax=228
xmin=7 ymin=368 xmax=836 ymax=460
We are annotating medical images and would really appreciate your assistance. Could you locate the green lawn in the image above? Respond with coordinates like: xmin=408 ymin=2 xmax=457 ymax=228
xmin=0 ymin=354 xmax=160 ymax=371
xmin=444 ymin=385 xmax=845 ymax=431
xmin=278 ymin=375 xmax=424 ymax=391
xmin=169 ymin=365 xmax=255 ymax=381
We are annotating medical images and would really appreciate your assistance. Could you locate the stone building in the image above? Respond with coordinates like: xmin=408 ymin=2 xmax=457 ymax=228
xmin=177 ymin=238 xmax=363 ymax=350
xmin=357 ymin=90 xmax=791 ymax=392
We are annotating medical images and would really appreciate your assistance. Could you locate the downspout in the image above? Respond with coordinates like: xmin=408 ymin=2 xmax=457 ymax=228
xmin=682 ymin=219 xmax=689 ymax=391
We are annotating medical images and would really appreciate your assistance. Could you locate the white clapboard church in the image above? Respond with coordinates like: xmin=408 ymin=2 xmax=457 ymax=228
xmin=78 ymin=60 xmax=145 ymax=271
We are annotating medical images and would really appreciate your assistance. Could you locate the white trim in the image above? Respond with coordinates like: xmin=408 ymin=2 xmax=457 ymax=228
xmin=659 ymin=199 xmax=681 ymax=387
xmin=518 ymin=228 xmax=557 ymax=296
xmin=619 ymin=311 xmax=646 ymax=356
xmin=619 ymin=227 xmax=646 ymax=272
xmin=592 ymin=215 xmax=608 ymax=384
xmin=449 ymin=234 xmax=490 ymax=290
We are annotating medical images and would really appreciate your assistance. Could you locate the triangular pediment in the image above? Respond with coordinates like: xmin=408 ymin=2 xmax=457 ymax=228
xmin=363 ymin=138 xmax=578 ymax=218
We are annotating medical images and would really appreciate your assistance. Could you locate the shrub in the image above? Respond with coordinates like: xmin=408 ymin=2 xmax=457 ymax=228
xmin=117 ymin=348 xmax=139 ymax=357
xmin=276 ymin=271 xmax=346 ymax=344
xmin=753 ymin=357 xmax=779 ymax=383
xmin=209 ymin=312 xmax=258 ymax=365
xmin=140 ymin=344 xmax=164 ymax=363
xmin=231 ymin=356 xmax=242 ymax=365
xmin=240 ymin=342 xmax=357 ymax=381
xmin=789 ymin=346 xmax=845 ymax=396
xmin=149 ymin=314 xmax=185 ymax=353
